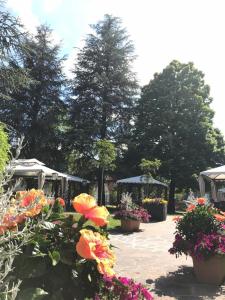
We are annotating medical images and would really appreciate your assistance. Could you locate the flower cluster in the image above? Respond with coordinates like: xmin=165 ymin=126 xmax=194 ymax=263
xmin=72 ymin=193 xmax=109 ymax=226
xmin=96 ymin=275 xmax=153 ymax=300
xmin=169 ymin=198 xmax=225 ymax=260
xmin=0 ymin=189 xmax=48 ymax=234
xmin=1 ymin=190 xmax=153 ymax=299
xmin=142 ymin=198 xmax=168 ymax=205
xmin=115 ymin=207 xmax=150 ymax=222
xmin=76 ymin=229 xmax=116 ymax=277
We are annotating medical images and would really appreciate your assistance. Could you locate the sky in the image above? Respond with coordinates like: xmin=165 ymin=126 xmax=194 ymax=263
xmin=6 ymin=0 xmax=225 ymax=136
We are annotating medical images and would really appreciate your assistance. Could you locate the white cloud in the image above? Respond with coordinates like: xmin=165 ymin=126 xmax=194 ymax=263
xmin=43 ymin=0 xmax=63 ymax=14
xmin=7 ymin=0 xmax=39 ymax=33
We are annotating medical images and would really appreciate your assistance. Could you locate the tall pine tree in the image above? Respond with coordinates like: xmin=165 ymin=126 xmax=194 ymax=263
xmin=0 ymin=25 xmax=66 ymax=169
xmin=68 ymin=15 xmax=138 ymax=202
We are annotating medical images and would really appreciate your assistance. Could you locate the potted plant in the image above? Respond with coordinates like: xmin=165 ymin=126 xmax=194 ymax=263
xmin=169 ymin=198 xmax=225 ymax=284
xmin=142 ymin=198 xmax=168 ymax=221
xmin=115 ymin=193 xmax=150 ymax=232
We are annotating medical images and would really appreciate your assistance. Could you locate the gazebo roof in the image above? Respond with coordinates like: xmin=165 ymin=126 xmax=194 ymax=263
xmin=200 ymin=165 xmax=225 ymax=181
xmin=117 ymin=175 xmax=168 ymax=187
xmin=11 ymin=159 xmax=89 ymax=183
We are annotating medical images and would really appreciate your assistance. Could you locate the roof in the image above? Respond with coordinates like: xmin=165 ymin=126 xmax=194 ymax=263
xmin=117 ymin=175 xmax=168 ymax=187
xmin=11 ymin=159 xmax=89 ymax=183
xmin=200 ymin=165 xmax=225 ymax=181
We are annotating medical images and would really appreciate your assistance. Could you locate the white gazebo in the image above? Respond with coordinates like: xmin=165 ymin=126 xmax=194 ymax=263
xmin=199 ymin=165 xmax=225 ymax=202
xmin=10 ymin=159 xmax=89 ymax=201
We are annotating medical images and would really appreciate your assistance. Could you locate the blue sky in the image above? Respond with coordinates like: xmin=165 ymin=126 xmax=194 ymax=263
xmin=6 ymin=0 xmax=225 ymax=136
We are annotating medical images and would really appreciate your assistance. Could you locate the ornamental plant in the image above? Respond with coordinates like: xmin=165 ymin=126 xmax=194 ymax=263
xmin=115 ymin=193 xmax=150 ymax=222
xmin=142 ymin=198 xmax=168 ymax=205
xmin=1 ymin=191 xmax=153 ymax=299
xmin=96 ymin=275 xmax=153 ymax=300
xmin=169 ymin=198 xmax=225 ymax=260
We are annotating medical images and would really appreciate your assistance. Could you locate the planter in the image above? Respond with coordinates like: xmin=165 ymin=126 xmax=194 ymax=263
xmin=144 ymin=203 xmax=167 ymax=221
xmin=121 ymin=219 xmax=140 ymax=232
xmin=192 ymin=255 xmax=225 ymax=285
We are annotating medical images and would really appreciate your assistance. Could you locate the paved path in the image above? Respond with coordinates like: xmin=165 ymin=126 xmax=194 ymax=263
xmin=110 ymin=216 xmax=225 ymax=299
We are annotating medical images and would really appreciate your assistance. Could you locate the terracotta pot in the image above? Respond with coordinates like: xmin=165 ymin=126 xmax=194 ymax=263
xmin=121 ymin=219 xmax=140 ymax=232
xmin=192 ymin=255 xmax=225 ymax=285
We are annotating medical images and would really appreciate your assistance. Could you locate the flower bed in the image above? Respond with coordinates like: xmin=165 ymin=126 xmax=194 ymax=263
xmin=1 ymin=190 xmax=153 ymax=299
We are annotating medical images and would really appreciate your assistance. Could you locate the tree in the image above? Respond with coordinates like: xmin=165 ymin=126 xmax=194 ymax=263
xmin=68 ymin=14 xmax=138 ymax=190
xmin=0 ymin=25 xmax=66 ymax=169
xmin=94 ymin=139 xmax=116 ymax=205
xmin=139 ymin=158 xmax=161 ymax=177
xmin=135 ymin=60 xmax=225 ymax=213
xmin=0 ymin=1 xmax=30 ymax=102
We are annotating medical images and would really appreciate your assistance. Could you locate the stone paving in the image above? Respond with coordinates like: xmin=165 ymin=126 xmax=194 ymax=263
xmin=109 ymin=216 xmax=225 ymax=299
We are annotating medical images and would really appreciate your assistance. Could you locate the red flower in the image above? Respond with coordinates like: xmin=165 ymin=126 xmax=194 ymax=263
xmin=197 ymin=198 xmax=206 ymax=205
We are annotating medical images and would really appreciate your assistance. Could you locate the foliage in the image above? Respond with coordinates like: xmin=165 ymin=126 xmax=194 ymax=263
xmin=120 ymin=192 xmax=133 ymax=210
xmin=0 ymin=25 xmax=66 ymax=170
xmin=94 ymin=139 xmax=116 ymax=205
xmin=169 ymin=198 xmax=225 ymax=260
xmin=1 ymin=191 xmax=153 ymax=299
xmin=96 ymin=275 xmax=153 ymax=300
xmin=0 ymin=123 xmax=9 ymax=173
xmin=139 ymin=159 xmax=161 ymax=177
xmin=68 ymin=14 xmax=138 ymax=188
xmin=94 ymin=140 xmax=116 ymax=171
xmin=134 ymin=60 xmax=225 ymax=213
xmin=142 ymin=198 xmax=168 ymax=205
xmin=0 ymin=1 xmax=31 ymax=102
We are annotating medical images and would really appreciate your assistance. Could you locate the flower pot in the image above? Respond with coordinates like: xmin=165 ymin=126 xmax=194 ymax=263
xmin=145 ymin=203 xmax=167 ymax=221
xmin=121 ymin=219 xmax=140 ymax=232
xmin=192 ymin=255 xmax=225 ymax=285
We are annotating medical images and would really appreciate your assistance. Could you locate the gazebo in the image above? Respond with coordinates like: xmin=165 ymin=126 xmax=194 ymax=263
xmin=117 ymin=175 xmax=168 ymax=204
xmin=199 ymin=165 xmax=225 ymax=208
xmin=10 ymin=159 xmax=89 ymax=205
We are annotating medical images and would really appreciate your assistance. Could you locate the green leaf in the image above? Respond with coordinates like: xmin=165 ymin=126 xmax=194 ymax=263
xmin=49 ymin=250 xmax=60 ymax=266
xmin=14 ymin=255 xmax=48 ymax=279
xmin=17 ymin=288 xmax=48 ymax=300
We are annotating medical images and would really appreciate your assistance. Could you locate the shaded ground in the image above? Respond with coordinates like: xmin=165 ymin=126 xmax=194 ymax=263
xmin=110 ymin=216 xmax=225 ymax=299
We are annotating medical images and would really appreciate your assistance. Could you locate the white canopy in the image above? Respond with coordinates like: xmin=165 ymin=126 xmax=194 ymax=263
xmin=199 ymin=165 xmax=225 ymax=202
xmin=200 ymin=165 xmax=225 ymax=181
xmin=10 ymin=159 xmax=89 ymax=190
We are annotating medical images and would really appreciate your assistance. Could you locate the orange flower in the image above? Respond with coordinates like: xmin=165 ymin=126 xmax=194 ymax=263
xmin=19 ymin=189 xmax=45 ymax=207
xmin=76 ymin=229 xmax=115 ymax=276
xmin=172 ymin=216 xmax=182 ymax=222
xmin=25 ymin=204 xmax=42 ymax=217
xmin=97 ymin=259 xmax=115 ymax=276
xmin=84 ymin=206 xmax=109 ymax=227
xmin=72 ymin=193 xmax=96 ymax=214
xmin=213 ymin=214 xmax=225 ymax=222
xmin=197 ymin=198 xmax=206 ymax=205
xmin=186 ymin=204 xmax=196 ymax=212
xmin=57 ymin=197 xmax=65 ymax=207
xmin=0 ymin=211 xmax=26 ymax=235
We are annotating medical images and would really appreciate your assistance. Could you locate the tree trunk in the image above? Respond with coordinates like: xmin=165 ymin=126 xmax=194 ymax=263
xmin=168 ymin=178 xmax=176 ymax=213
xmin=97 ymin=166 xmax=105 ymax=206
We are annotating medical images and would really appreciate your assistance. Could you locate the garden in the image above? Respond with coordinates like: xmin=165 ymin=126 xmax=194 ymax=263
xmin=1 ymin=1 xmax=225 ymax=299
